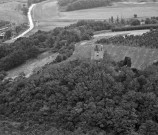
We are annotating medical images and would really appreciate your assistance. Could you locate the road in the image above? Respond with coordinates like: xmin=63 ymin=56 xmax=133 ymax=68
xmin=13 ymin=4 xmax=36 ymax=40
xmin=5 ymin=4 xmax=36 ymax=43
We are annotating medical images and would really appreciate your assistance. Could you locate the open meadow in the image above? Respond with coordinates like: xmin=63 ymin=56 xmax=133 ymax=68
xmin=32 ymin=0 xmax=158 ymax=32
xmin=0 ymin=0 xmax=27 ymax=25
xmin=60 ymin=3 xmax=158 ymax=20
xmin=103 ymin=45 xmax=158 ymax=70
xmin=30 ymin=0 xmax=76 ymax=33
xmin=72 ymin=38 xmax=158 ymax=70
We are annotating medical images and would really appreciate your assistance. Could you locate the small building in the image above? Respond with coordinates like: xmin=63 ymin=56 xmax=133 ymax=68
xmin=91 ymin=44 xmax=104 ymax=60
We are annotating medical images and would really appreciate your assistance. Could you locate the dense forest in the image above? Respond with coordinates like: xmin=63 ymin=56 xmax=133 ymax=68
xmin=58 ymin=0 xmax=120 ymax=11
xmin=1 ymin=54 xmax=158 ymax=134
xmin=97 ymin=29 xmax=158 ymax=49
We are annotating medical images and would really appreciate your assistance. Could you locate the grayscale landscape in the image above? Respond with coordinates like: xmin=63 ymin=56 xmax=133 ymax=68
xmin=1 ymin=0 xmax=158 ymax=134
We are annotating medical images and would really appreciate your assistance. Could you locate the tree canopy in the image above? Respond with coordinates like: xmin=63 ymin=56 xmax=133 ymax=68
xmin=58 ymin=0 xmax=121 ymax=11
xmin=1 ymin=56 xmax=158 ymax=134
xmin=97 ymin=29 xmax=158 ymax=49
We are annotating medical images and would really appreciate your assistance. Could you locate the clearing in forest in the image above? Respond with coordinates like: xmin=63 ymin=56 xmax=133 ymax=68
xmin=73 ymin=40 xmax=158 ymax=70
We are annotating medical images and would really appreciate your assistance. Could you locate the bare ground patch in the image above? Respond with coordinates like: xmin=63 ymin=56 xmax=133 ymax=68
xmin=6 ymin=52 xmax=58 ymax=79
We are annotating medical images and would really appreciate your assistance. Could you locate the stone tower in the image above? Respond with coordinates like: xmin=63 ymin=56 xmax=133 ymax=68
xmin=91 ymin=44 xmax=104 ymax=60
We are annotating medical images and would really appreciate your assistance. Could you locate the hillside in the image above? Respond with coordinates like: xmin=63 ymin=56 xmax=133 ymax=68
xmin=0 ymin=0 xmax=27 ymax=25
xmin=1 ymin=0 xmax=158 ymax=134
xmin=32 ymin=0 xmax=158 ymax=32
xmin=1 ymin=15 xmax=158 ymax=135
xmin=58 ymin=0 xmax=158 ymax=11
xmin=70 ymin=31 xmax=158 ymax=70
xmin=1 ymin=55 xmax=158 ymax=134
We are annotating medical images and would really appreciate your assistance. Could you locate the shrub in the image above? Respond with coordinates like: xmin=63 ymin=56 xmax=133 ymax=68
xmin=130 ymin=19 xmax=140 ymax=26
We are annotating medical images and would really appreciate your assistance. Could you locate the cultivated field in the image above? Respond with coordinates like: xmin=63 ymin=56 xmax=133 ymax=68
xmin=0 ymin=0 xmax=27 ymax=25
xmin=32 ymin=0 xmax=158 ymax=32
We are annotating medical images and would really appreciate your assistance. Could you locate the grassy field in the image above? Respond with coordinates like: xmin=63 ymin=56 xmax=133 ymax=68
xmin=71 ymin=39 xmax=158 ymax=70
xmin=30 ymin=0 xmax=75 ymax=33
xmin=0 ymin=0 xmax=27 ymax=25
xmin=32 ymin=0 xmax=158 ymax=32
xmin=103 ymin=45 xmax=158 ymax=69
xmin=60 ymin=3 xmax=158 ymax=20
